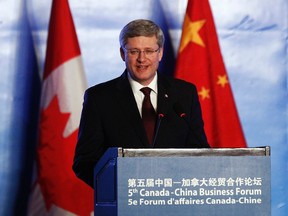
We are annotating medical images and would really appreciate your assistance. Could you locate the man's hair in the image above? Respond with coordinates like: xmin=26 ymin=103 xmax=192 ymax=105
xmin=119 ymin=19 xmax=165 ymax=48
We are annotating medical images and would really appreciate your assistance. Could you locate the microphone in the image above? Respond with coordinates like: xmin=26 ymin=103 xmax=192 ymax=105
xmin=152 ymin=112 xmax=165 ymax=147
xmin=173 ymin=103 xmax=210 ymax=148
xmin=173 ymin=103 xmax=187 ymax=118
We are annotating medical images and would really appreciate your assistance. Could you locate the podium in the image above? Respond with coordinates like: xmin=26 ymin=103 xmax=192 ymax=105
xmin=94 ymin=147 xmax=271 ymax=216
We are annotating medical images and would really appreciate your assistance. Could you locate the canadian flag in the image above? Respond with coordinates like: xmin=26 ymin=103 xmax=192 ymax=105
xmin=28 ymin=0 xmax=94 ymax=215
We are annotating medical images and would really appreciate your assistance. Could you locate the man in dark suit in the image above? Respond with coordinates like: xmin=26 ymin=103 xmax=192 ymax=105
xmin=73 ymin=19 xmax=210 ymax=188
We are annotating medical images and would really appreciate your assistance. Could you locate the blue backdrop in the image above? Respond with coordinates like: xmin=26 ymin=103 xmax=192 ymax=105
xmin=0 ymin=0 xmax=287 ymax=215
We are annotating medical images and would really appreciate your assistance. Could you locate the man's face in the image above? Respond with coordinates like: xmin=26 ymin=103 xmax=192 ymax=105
xmin=120 ymin=35 xmax=163 ymax=86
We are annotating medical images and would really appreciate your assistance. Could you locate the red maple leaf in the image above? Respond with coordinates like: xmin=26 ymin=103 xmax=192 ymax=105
xmin=37 ymin=95 xmax=93 ymax=215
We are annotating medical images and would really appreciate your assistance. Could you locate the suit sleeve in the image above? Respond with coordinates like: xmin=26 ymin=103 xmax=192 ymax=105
xmin=72 ymin=88 xmax=106 ymax=188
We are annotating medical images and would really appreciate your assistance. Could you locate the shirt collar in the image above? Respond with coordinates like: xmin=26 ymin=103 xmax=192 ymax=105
xmin=128 ymin=72 xmax=158 ymax=94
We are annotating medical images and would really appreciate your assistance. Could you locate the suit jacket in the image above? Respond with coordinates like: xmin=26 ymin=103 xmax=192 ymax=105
xmin=73 ymin=71 xmax=209 ymax=187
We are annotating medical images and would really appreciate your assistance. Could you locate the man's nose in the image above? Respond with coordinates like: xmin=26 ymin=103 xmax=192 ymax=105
xmin=137 ymin=51 xmax=147 ymax=61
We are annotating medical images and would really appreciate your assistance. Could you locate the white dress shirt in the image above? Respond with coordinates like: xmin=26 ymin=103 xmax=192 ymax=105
xmin=128 ymin=73 xmax=158 ymax=117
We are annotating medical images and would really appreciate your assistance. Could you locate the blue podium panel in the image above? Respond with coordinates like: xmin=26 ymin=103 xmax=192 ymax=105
xmin=94 ymin=148 xmax=119 ymax=215
xmin=117 ymin=156 xmax=270 ymax=216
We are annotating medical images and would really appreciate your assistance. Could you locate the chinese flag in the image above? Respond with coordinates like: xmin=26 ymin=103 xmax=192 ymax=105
xmin=175 ymin=0 xmax=247 ymax=148
xmin=28 ymin=0 xmax=93 ymax=215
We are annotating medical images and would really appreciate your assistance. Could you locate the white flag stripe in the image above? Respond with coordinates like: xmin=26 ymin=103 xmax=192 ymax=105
xmin=41 ymin=56 xmax=87 ymax=137
xmin=28 ymin=183 xmax=79 ymax=215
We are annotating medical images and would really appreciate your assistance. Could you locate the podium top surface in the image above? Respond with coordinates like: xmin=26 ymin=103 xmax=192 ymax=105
xmin=117 ymin=147 xmax=270 ymax=157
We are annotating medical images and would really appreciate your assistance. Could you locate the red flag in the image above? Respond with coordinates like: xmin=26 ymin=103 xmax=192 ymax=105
xmin=28 ymin=0 xmax=93 ymax=215
xmin=175 ymin=0 xmax=247 ymax=148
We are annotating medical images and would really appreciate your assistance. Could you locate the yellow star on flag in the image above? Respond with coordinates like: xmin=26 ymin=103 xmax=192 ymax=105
xmin=217 ymin=75 xmax=229 ymax=88
xmin=179 ymin=14 xmax=206 ymax=53
xmin=198 ymin=86 xmax=210 ymax=100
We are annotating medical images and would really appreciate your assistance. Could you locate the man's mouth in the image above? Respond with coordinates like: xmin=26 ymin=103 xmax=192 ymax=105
xmin=137 ymin=65 xmax=148 ymax=69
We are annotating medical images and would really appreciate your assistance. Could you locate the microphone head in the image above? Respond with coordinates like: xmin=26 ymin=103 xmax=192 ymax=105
xmin=157 ymin=105 xmax=166 ymax=119
xmin=173 ymin=102 xmax=186 ymax=118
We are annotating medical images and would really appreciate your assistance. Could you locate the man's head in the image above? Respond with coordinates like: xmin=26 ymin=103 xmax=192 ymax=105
xmin=119 ymin=19 xmax=165 ymax=86
xmin=119 ymin=19 xmax=165 ymax=48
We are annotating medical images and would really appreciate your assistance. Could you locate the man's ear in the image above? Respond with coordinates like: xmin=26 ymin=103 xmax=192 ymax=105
xmin=120 ymin=47 xmax=125 ymax=61
xmin=158 ymin=47 xmax=164 ymax=62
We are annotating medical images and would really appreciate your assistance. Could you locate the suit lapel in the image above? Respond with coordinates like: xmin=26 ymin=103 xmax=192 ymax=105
xmin=115 ymin=72 xmax=148 ymax=147
xmin=157 ymin=74 xmax=172 ymax=115
xmin=155 ymin=74 xmax=176 ymax=147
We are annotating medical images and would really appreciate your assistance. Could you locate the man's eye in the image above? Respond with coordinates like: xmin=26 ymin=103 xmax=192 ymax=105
xmin=130 ymin=50 xmax=139 ymax=55
xmin=145 ymin=50 xmax=154 ymax=55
